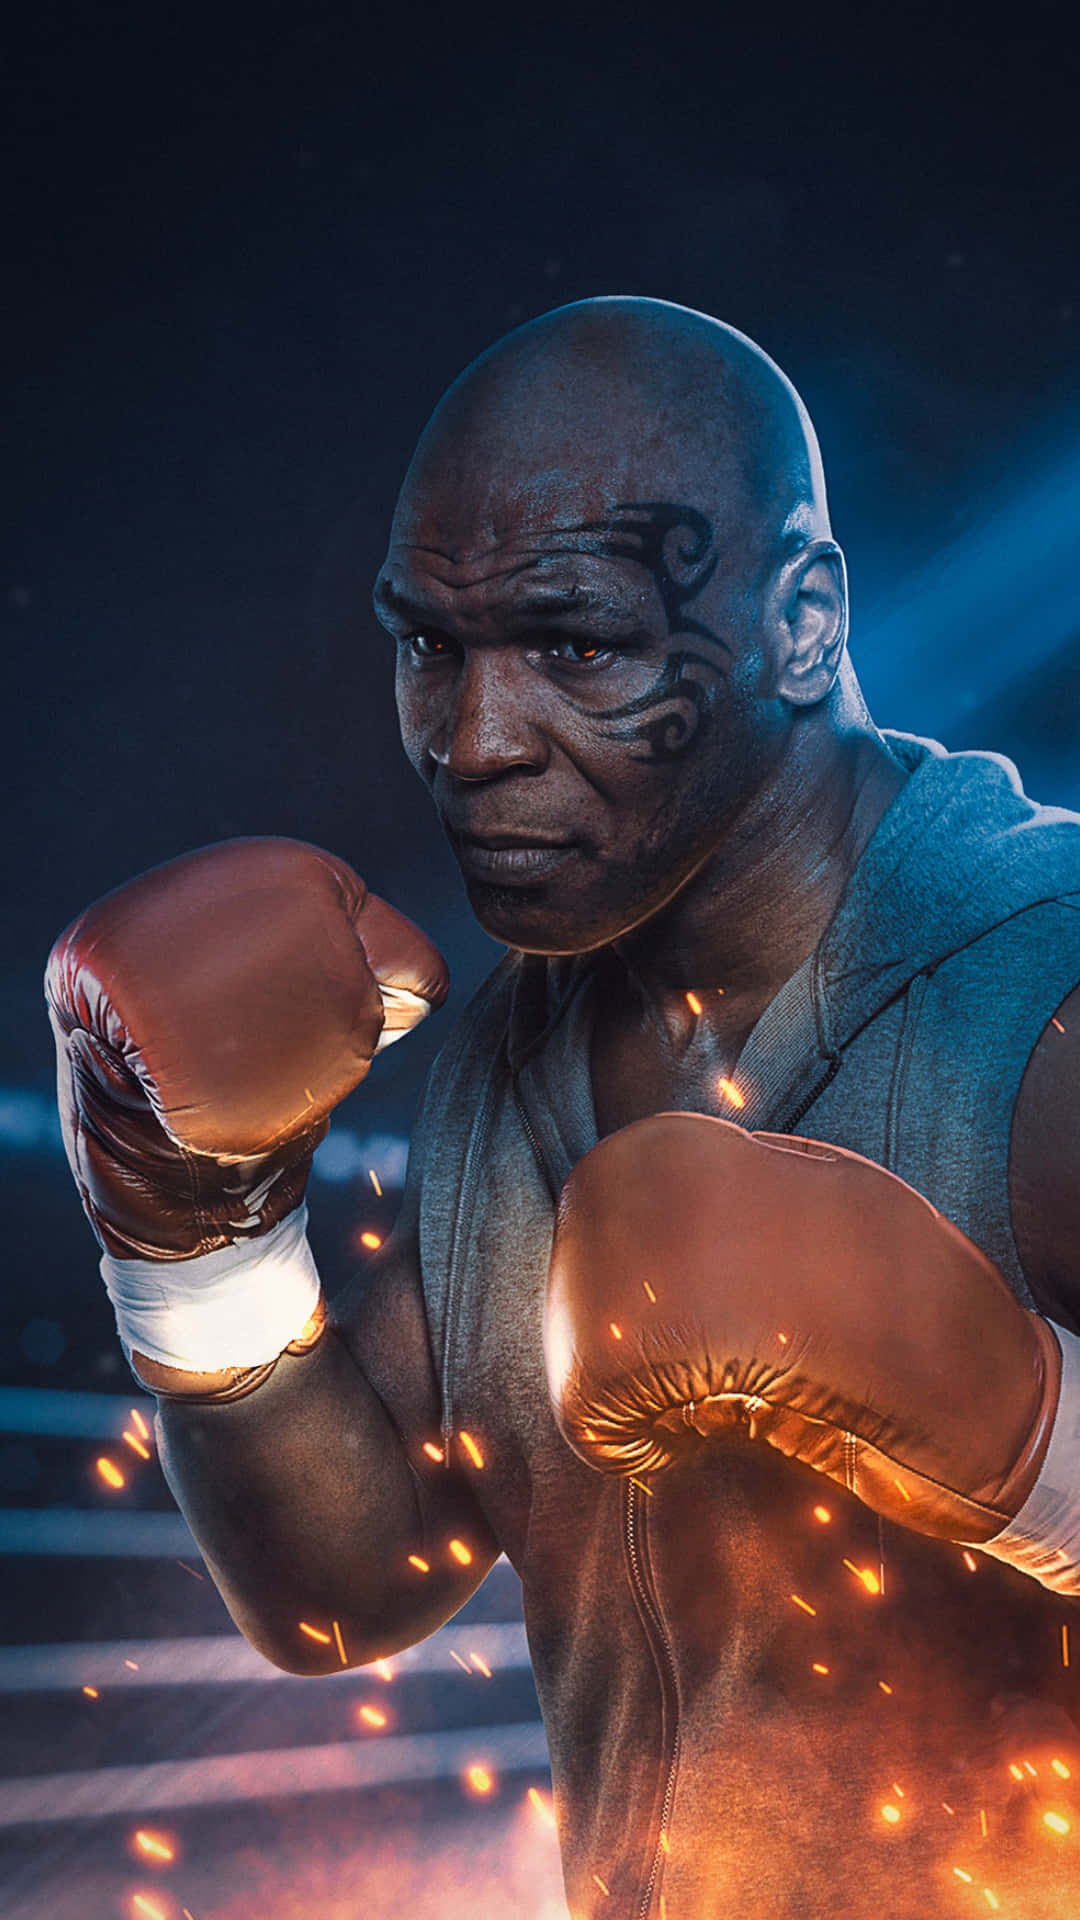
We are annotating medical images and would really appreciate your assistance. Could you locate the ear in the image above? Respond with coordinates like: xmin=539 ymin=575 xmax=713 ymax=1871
xmin=765 ymin=539 xmax=848 ymax=706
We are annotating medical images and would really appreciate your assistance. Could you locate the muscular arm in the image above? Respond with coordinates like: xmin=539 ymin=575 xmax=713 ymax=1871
xmin=1010 ymin=978 xmax=1080 ymax=1335
xmin=156 ymin=1207 xmax=499 ymax=1675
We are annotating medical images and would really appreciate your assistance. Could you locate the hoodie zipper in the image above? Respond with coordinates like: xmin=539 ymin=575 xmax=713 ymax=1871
xmin=625 ymin=1477 xmax=680 ymax=1919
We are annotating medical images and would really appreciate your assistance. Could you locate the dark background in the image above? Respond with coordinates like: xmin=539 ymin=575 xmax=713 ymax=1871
xmin=2 ymin=1 xmax=1078 ymax=1379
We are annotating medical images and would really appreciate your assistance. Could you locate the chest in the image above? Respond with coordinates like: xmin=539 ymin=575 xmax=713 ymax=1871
xmin=589 ymin=992 xmax=761 ymax=1137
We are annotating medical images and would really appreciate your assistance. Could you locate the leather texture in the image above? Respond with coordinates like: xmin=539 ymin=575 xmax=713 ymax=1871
xmin=545 ymin=1113 xmax=1062 ymax=1544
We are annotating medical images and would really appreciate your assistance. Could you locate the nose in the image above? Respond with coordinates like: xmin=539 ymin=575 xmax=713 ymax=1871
xmin=428 ymin=650 xmax=548 ymax=783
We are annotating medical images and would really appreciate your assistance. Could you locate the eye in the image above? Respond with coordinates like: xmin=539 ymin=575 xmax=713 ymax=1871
xmin=404 ymin=631 xmax=456 ymax=660
xmin=545 ymin=637 xmax=616 ymax=666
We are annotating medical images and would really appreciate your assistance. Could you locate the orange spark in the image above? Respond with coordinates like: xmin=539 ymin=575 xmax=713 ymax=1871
xmin=592 ymin=1875 xmax=611 ymax=1895
xmin=82 ymin=1685 xmax=99 ymax=1699
xmin=953 ymin=1867 xmax=974 ymax=1883
xmin=298 ymin=1622 xmax=332 ymax=1645
xmin=1009 ymin=1764 xmax=1025 ymax=1782
xmin=878 ymin=1682 xmax=894 ymax=1695
xmin=96 ymin=1456 xmax=125 ymax=1490
xmin=131 ymin=1897 xmax=169 ymax=1920
xmin=642 ymin=1280 xmax=657 ymax=1303
xmin=450 ymin=1650 xmax=472 ymax=1674
xmin=813 ymin=1505 xmax=831 ymax=1524
xmin=449 ymin=1538 xmax=472 ymax=1566
xmin=176 ymin=1561 xmax=203 ymax=1581
xmin=610 ymin=1322 xmax=623 ymax=1340
xmin=891 ymin=1784 xmax=905 ymax=1798
xmin=892 ymin=1477 xmax=912 ymax=1502
xmin=360 ymin=1231 xmax=382 ymax=1250
xmin=469 ymin=1651 xmax=493 ymax=1678
xmin=1044 ymin=1811 xmax=1070 ymax=1836
xmin=630 ymin=1477 xmax=654 ymax=1497
xmin=408 ymin=1554 xmax=430 ymax=1572
xmin=123 ymin=1430 xmax=152 ymax=1460
xmin=812 ymin=1663 xmax=829 ymax=1675
xmin=124 ymin=1660 xmax=140 ymax=1671
xmin=465 ymin=1763 xmax=494 ymax=1795
xmin=132 ymin=1829 xmax=175 ymax=1863
xmin=374 ymin=1658 xmax=394 ymax=1682
xmin=528 ymin=1786 xmax=556 ymax=1828
xmin=777 ymin=1332 xmax=789 ymax=1345
xmin=1052 ymin=1015 xmax=1066 ymax=1033
xmin=790 ymin=1594 xmax=817 ymax=1616
xmin=979 ymin=1808 xmax=988 ymax=1837
xmin=130 ymin=1408 xmax=150 ymax=1440
xmin=368 ymin=1168 xmax=383 ymax=1196
xmin=1024 ymin=1761 xmax=1038 ymax=1778
xmin=962 ymin=1550 xmax=978 ymax=1573
xmin=983 ymin=1893 xmax=1000 ymax=1912
xmin=332 ymin=1620 xmax=347 ymax=1665
xmin=717 ymin=1077 xmax=744 ymax=1109
xmin=459 ymin=1430 xmax=485 ymax=1469
xmin=881 ymin=1804 xmax=901 ymax=1825
xmin=686 ymin=991 xmax=703 ymax=1015
xmin=358 ymin=1704 xmax=387 ymax=1729
xmin=842 ymin=1559 xmax=881 ymax=1595
xmin=942 ymin=1803 xmax=955 ymax=1815
xmin=1052 ymin=1758 xmax=1071 ymax=1780
xmin=1063 ymin=1623 xmax=1071 ymax=1668
xmin=423 ymin=1442 xmax=444 ymax=1463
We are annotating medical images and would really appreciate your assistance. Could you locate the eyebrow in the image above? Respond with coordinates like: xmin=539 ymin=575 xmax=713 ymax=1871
xmin=372 ymin=580 xmax=645 ymax=630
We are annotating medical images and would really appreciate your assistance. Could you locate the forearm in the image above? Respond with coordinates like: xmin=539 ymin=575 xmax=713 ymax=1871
xmin=155 ymin=1323 xmax=497 ymax=1673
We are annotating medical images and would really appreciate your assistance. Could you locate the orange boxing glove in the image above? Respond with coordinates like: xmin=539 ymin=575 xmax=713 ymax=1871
xmin=545 ymin=1115 xmax=1061 ymax=1546
xmin=46 ymin=838 xmax=448 ymax=1393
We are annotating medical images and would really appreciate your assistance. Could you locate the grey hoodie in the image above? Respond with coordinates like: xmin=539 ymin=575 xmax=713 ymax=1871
xmin=400 ymin=731 xmax=1080 ymax=1919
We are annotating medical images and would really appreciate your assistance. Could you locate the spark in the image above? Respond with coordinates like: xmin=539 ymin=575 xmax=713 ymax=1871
xmin=812 ymin=1663 xmax=829 ymax=1675
xmin=777 ymin=1332 xmax=788 ymax=1345
xmin=360 ymin=1231 xmax=382 ymax=1250
xmin=1052 ymin=1758 xmax=1071 ymax=1780
xmin=892 ymin=1477 xmax=912 ymax=1502
xmin=332 ymin=1620 xmax=347 ymax=1665
xmin=133 ymin=1829 xmax=175 ymax=1863
xmin=881 ymin=1804 xmax=901 ymax=1825
xmin=1009 ymin=1764 xmax=1025 ymax=1782
xmin=304 ymin=1088 xmax=314 ymax=1103
xmin=983 ymin=1893 xmax=1000 ymax=1912
xmin=642 ymin=1280 xmax=657 ymax=1303
xmin=130 ymin=1408 xmax=150 ymax=1440
xmin=962 ymin=1550 xmax=978 ymax=1573
xmin=374 ymin=1658 xmax=394 ymax=1682
xmin=891 ymin=1784 xmax=905 ymax=1798
xmin=813 ymin=1505 xmax=831 ymax=1524
xmin=1052 ymin=1015 xmax=1066 ymax=1033
xmin=1024 ymin=1762 xmax=1038 ymax=1778
xmin=1063 ymin=1623 xmax=1071 ymax=1668
xmin=131 ymin=1897 xmax=168 ymax=1919
xmin=449 ymin=1538 xmax=472 ymax=1566
xmin=368 ymin=1168 xmax=383 ymax=1196
xmin=528 ymin=1786 xmax=556 ymax=1828
xmin=942 ymin=1803 xmax=955 ymax=1815
xmin=124 ymin=1660 xmax=140 ymax=1671
xmin=358 ymin=1705 xmax=387 ymax=1729
xmin=686 ymin=991 xmax=703 ymax=1015
xmin=408 ymin=1554 xmax=430 ymax=1572
xmin=459 ymin=1430 xmax=485 ymax=1469
xmin=659 ymin=1829 xmax=670 ymax=1854
xmin=717 ymin=1077 xmax=744 ymax=1109
xmin=610 ymin=1322 xmax=623 ymax=1340
xmin=123 ymin=1430 xmax=152 ymax=1460
xmin=790 ymin=1594 xmax=817 ymax=1616
xmin=176 ymin=1561 xmax=203 ymax=1581
xmin=465 ymin=1763 xmax=494 ymax=1796
xmin=878 ymin=1682 xmax=894 ymax=1695
xmin=450 ymin=1650 xmax=473 ymax=1674
xmin=954 ymin=1867 xmax=974 ymax=1883
xmin=96 ymin=1457 xmax=125 ymax=1490
xmin=469 ymin=1651 xmax=493 ymax=1678
xmin=423 ymin=1441 xmax=445 ymax=1463
xmin=979 ymin=1807 xmax=988 ymax=1837
xmin=592 ymin=1876 xmax=611 ymax=1895
xmin=842 ymin=1559 xmax=881 ymax=1595
xmin=298 ymin=1622 xmax=332 ymax=1645
xmin=630 ymin=1477 xmax=654 ymax=1497
xmin=82 ymin=1685 xmax=99 ymax=1699
xmin=1044 ymin=1810 xmax=1070 ymax=1836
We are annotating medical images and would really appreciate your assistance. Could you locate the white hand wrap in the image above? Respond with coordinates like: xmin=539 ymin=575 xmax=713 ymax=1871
xmin=101 ymin=1204 xmax=322 ymax=1372
xmin=375 ymin=984 xmax=433 ymax=1050
xmin=976 ymin=1321 xmax=1080 ymax=1595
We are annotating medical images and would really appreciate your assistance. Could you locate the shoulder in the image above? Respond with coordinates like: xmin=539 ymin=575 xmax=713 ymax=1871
xmin=1010 ymin=977 xmax=1080 ymax=1330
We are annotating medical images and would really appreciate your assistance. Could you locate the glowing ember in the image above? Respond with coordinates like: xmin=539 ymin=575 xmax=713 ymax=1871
xmin=176 ymin=1561 xmax=203 ymax=1582
xmin=630 ymin=1477 xmax=654 ymax=1497
xmin=469 ymin=1651 xmax=493 ymax=1678
xmin=942 ymin=1803 xmax=955 ymax=1815
xmin=777 ymin=1331 xmax=789 ymax=1345
xmin=1051 ymin=1015 xmax=1066 ymax=1033
xmin=124 ymin=1660 xmax=140 ymax=1671
xmin=132 ymin=1829 xmax=175 ymax=1863
xmin=1043 ymin=1811 xmax=1070 ymax=1836
xmin=790 ymin=1594 xmax=817 ymax=1616
xmin=812 ymin=1505 xmax=831 ymax=1524
xmin=465 ymin=1764 xmax=494 ymax=1796
xmin=642 ymin=1280 xmax=657 ymax=1303
xmin=130 ymin=1408 xmax=150 ymax=1440
xmin=962 ymin=1550 xmax=978 ymax=1573
xmin=459 ymin=1431 xmax=485 ymax=1469
xmin=891 ymin=1784 xmax=905 ymax=1798
xmin=954 ymin=1867 xmax=974 ymax=1883
xmin=1052 ymin=1758 xmax=1071 ymax=1780
xmin=1009 ymin=1764 xmax=1025 ymax=1782
xmin=408 ymin=1554 xmax=430 ymax=1573
xmin=812 ymin=1663 xmax=829 ymax=1675
xmin=592 ymin=1875 xmax=611 ymax=1895
xmin=892 ymin=1477 xmax=912 ymax=1501
xmin=609 ymin=1322 xmax=623 ymax=1340
xmin=360 ymin=1231 xmax=382 ymax=1250
xmin=686 ymin=991 xmax=703 ymax=1015
xmin=131 ymin=1896 xmax=169 ymax=1919
xmin=983 ymin=1893 xmax=1000 ymax=1912
xmin=979 ymin=1808 xmax=987 ymax=1836
xmin=96 ymin=1457 xmax=125 ymax=1490
xmin=332 ymin=1620 xmax=347 ymax=1665
xmin=450 ymin=1651 xmax=472 ymax=1674
xmin=842 ymin=1559 xmax=881 ymax=1595
xmin=881 ymin=1804 xmax=901 ymax=1825
xmin=717 ymin=1077 xmax=744 ymax=1109
xmin=1063 ymin=1623 xmax=1071 ymax=1669
xmin=82 ymin=1685 xmax=99 ymax=1699
xmin=660 ymin=1830 xmax=670 ymax=1854
xmin=528 ymin=1786 xmax=556 ymax=1828
xmin=1024 ymin=1762 xmax=1038 ymax=1778
xmin=878 ymin=1682 xmax=894 ymax=1695
xmin=358 ymin=1705 xmax=387 ymax=1729
xmin=422 ymin=1442 xmax=444 ymax=1463
xmin=298 ymin=1622 xmax=332 ymax=1645
xmin=123 ymin=1429 xmax=152 ymax=1460
xmin=449 ymin=1538 xmax=472 ymax=1566
xmin=368 ymin=1168 xmax=383 ymax=1196
xmin=374 ymin=1659 xmax=394 ymax=1682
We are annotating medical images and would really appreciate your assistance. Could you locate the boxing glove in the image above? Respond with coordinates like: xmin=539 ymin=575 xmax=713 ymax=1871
xmin=544 ymin=1114 xmax=1061 ymax=1546
xmin=47 ymin=837 xmax=447 ymax=1392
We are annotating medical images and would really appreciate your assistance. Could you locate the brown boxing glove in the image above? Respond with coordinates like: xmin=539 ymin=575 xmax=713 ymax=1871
xmin=544 ymin=1114 xmax=1062 ymax=1545
xmin=47 ymin=837 xmax=448 ymax=1396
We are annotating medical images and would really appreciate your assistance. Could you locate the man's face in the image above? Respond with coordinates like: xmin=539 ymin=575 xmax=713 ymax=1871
xmin=373 ymin=487 xmax=787 ymax=955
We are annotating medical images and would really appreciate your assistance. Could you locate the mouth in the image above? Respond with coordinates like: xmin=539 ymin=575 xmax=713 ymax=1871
xmin=449 ymin=828 xmax=580 ymax=883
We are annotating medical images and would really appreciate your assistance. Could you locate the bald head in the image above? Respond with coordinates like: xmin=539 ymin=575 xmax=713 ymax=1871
xmin=392 ymin=297 xmax=830 ymax=575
